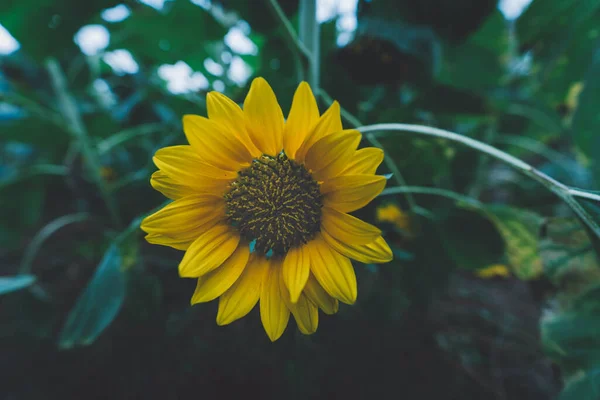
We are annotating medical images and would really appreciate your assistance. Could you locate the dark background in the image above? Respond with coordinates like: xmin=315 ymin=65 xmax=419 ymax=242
xmin=1 ymin=0 xmax=600 ymax=399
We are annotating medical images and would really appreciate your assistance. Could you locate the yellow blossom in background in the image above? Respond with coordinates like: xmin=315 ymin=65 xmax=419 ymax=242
xmin=376 ymin=203 xmax=411 ymax=233
xmin=475 ymin=264 xmax=511 ymax=279
xmin=141 ymin=78 xmax=392 ymax=341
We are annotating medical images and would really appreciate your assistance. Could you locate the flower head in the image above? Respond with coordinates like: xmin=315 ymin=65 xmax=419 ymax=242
xmin=141 ymin=78 xmax=392 ymax=341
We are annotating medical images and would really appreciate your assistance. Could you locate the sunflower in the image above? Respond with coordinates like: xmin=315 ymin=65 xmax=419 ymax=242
xmin=141 ymin=77 xmax=393 ymax=341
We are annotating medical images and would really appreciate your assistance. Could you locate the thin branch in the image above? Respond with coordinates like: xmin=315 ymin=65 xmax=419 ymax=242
xmin=46 ymin=58 xmax=122 ymax=227
xmin=266 ymin=0 xmax=312 ymax=60
xmin=381 ymin=186 xmax=483 ymax=208
xmin=20 ymin=213 xmax=91 ymax=274
xmin=0 ymin=164 xmax=69 ymax=190
xmin=97 ymin=123 xmax=166 ymax=154
xmin=359 ymin=123 xmax=600 ymax=239
xmin=266 ymin=0 xmax=311 ymax=82
xmin=298 ymin=0 xmax=320 ymax=90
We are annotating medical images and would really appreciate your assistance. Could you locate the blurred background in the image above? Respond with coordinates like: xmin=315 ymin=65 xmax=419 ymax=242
xmin=2 ymin=0 xmax=600 ymax=399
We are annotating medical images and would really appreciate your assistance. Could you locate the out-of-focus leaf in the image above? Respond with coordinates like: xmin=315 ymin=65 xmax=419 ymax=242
xmin=107 ymin=0 xmax=227 ymax=73
xmin=572 ymin=51 xmax=600 ymax=168
xmin=558 ymin=372 xmax=600 ymax=400
xmin=58 ymin=243 xmax=125 ymax=349
xmin=0 ymin=275 xmax=36 ymax=295
xmin=217 ymin=0 xmax=299 ymax=34
xmin=517 ymin=1 xmax=600 ymax=107
xmin=483 ymin=205 xmax=544 ymax=280
xmin=438 ymin=11 xmax=509 ymax=91
xmin=0 ymin=0 xmax=119 ymax=61
xmin=0 ymin=180 xmax=45 ymax=249
xmin=517 ymin=0 xmax=600 ymax=49
xmin=539 ymin=217 xmax=600 ymax=294
xmin=123 ymin=271 xmax=162 ymax=322
xmin=336 ymin=18 xmax=440 ymax=85
xmin=357 ymin=0 xmax=498 ymax=43
xmin=542 ymin=284 xmax=600 ymax=400
xmin=439 ymin=207 xmax=505 ymax=271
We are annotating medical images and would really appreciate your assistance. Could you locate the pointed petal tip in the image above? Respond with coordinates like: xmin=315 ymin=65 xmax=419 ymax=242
xmin=289 ymin=291 xmax=301 ymax=304
xmin=215 ymin=314 xmax=229 ymax=326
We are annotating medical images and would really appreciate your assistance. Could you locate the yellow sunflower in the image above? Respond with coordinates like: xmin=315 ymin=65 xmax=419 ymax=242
xmin=141 ymin=77 xmax=393 ymax=341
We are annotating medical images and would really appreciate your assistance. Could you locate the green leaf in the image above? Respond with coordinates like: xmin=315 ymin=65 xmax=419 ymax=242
xmin=0 ymin=0 xmax=120 ymax=61
xmin=517 ymin=0 xmax=600 ymax=48
xmin=559 ymin=371 xmax=600 ymax=400
xmin=572 ymin=51 xmax=600 ymax=166
xmin=107 ymin=0 xmax=227 ymax=72
xmin=539 ymin=217 xmax=600 ymax=293
xmin=438 ymin=11 xmax=510 ymax=91
xmin=483 ymin=205 xmax=544 ymax=280
xmin=438 ymin=207 xmax=505 ymax=271
xmin=0 ymin=180 xmax=45 ymax=250
xmin=542 ymin=284 xmax=600 ymax=400
xmin=517 ymin=1 xmax=600 ymax=107
xmin=0 ymin=274 xmax=36 ymax=295
xmin=336 ymin=18 xmax=440 ymax=85
xmin=58 ymin=243 xmax=125 ymax=349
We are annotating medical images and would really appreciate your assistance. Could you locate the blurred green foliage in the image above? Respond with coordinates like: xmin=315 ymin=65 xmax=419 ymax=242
xmin=1 ymin=0 xmax=600 ymax=398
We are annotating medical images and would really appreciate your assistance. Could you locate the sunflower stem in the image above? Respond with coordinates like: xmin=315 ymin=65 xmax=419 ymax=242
xmin=265 ymin=0 xmax=310 ymax=82
xmin=359 ymin=123 xmax=600 ymax=239
xmin=46 ymin=58 xmax=122 ymax=228
xmin=299 ymin=0 xmax=320 ymax=91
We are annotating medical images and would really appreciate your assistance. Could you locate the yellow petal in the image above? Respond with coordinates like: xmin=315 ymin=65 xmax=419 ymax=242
xmin=305 ymin=129 xmax=361 ymax=181
xmin=179 ymin=224 xmax=240 ymax=278
xmin=183 ymin=115 xmax=252 ymax=169
xmin=295 ymin=101 xmax=342 ymax=162
xmin=150 ymin=171 xmax=196 ymax=200
xmin=206 ymin=91 xmax=262 ymax=158
xmin=145 ymin=232 xmax=195 ymax=250
xmin=282 ymin=245 xmax=310 ymax=303
xmin=143 ymin=198 xmax=224 ymax=250
xmin=341 ymin=147 xmax=384 ymax=175
xmin=308 ymin=234 xmax=357 ymax=304
xmin=283 ymin=82 xmax=319 ymax=159
xmin=322 ymin=232 xmax=393 ymax=264
xmin=284 ymin=290 xmax=318 ymax=335
xmin=191 ymin=243 xmax=250 ymax=304
xmin=244 ymin=77 xmax=284 ymax=156
xmin=321 ymin=206 xmax=381 ymax=245
xmin=140 ymin=195 xmax=224 ymax=235
xmin=304 ymin=273 xmax=339 ymax=314
xmin=153 ymin=145 xmax=235 ymax=192
xmin=260 ymin=260 xmax=290 ymax=341
xmin=217 ymin=255 xmax=268 ymax=325
xmin=321 ymin=174 xmax=386 ymax=213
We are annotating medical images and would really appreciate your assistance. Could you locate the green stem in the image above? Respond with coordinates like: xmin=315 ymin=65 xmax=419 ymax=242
xmin=0 ymin=164 xmax=68 ymax=190
xmin=359 ymin=123 xmax=600 ymax=238
xmin=20 ymin=213 xmax=91 ymax=274
xmin=46 ymin=58 xmax=122 ymax=227
xmin=569 ymin=189 xmax=600 ymax=202
xmin=0 ymin=91 xmax=66 ymax=129
xmin=298 ymin=0 xmax=320 ymax=90
xmin=381 ymin=186 xmax=483 ymax=208
xmin=493 ymin=134 xmax=575 ymax=176
xmin=266 ymin=0 xmax=311 ymax=82
xmin=97 ymin=123 xmax=166 ymax=154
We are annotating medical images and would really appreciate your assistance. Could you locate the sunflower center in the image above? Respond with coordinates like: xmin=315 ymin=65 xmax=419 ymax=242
xmin=224 ymin=152 xmax=322 ymax=256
